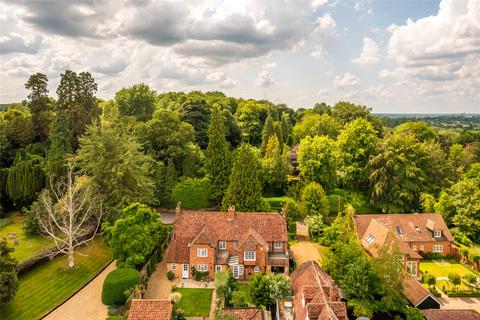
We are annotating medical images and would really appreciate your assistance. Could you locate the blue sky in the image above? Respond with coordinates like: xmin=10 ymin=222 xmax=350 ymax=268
xmin=1 ymin=0 xmax=478 ymax=113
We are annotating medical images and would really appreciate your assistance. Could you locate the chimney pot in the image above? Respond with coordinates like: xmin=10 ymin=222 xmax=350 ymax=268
xmin=175 ymin=202 xmax=182 ymax=217
xmin=227 ymin=205 xmax=236 ymax=220
xmin=281 ymin=205 xmax=287 ymax=218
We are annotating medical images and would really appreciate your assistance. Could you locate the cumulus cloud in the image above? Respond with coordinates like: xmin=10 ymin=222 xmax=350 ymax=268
xmin=256 ymin=70 xmax=275 ymax=87
xmin=351 ymin=37 xmax=380 ymax=65
xmin=0 ymin=33 xmax=42 ymax=55
xmin=334 ymin=73 xmax=360 ymax=89
xmin=387 ymin=0 xmax=480 ymax=83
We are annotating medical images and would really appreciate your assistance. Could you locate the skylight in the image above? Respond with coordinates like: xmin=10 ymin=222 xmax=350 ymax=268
xmin=396 ymin=226 xmax=403 ymax=234
xmin=365 ymin=234 xmax=376 ymax=244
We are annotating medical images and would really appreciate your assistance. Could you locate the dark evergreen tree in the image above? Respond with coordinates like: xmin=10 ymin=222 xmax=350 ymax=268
xmin=56 ymin=70 xmax=99 ymax=149
xmin=45 ymin=112 xmax=72 ymax=180
xmin=6 ymin=153 xmax=45 ymax=205
xmin=0 ymin=240 xmax=18 ymax=304
xmin=25 ymin=73 xmax=53 ymax=142
xmin=179 ymin=97 xmax=211 ymax=149
xmin=205 ymin=106 xmax=232 ymax=203
xmin=222 ymin=144 xmax=264 ymax=211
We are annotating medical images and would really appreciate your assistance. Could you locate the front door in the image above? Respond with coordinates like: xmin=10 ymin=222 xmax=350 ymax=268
xmin=182 ymin=263 xmax=189 ymax=278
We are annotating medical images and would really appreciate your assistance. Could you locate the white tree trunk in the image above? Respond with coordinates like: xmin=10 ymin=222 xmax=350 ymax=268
xmin=68 ymin=250 xmax=75 ymax=268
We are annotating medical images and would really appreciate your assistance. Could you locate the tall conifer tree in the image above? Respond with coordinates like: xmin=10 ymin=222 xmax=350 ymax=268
xmin=261 ymin=114 xmax=276 ymax=155
xmin=222 ymin=144 xmax=263 ymax=211
xmin=205 ymin=106 xmax=232 ymax=203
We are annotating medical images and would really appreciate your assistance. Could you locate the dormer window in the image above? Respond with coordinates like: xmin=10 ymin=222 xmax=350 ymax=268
xmin=433 ymin=230 xmax=442 ymax=238
xmin=365 ymin=234 xmax=375 ymax=244
xmin=415 ymin=227 xmax=421 ymax=233
xmin=396 ymin=226 xmax=403 ymax=234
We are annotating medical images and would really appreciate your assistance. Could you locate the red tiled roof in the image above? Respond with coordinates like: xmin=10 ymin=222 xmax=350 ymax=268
xmin=190 ymin=224 xmax=218 ymax=246
xmin=128 ymin=299 xmax=172 ymax=320
xmin=167 ymin=210 xmax=287 ymax=263
xmin=239 ymin=228 xmax=269 ymax=251
xmin=222 ymin=308 xmax=265 ymax=320
xmin=403 ymin=276 xmax=437 ymax=307
xmin=290 ymin=261 xmax=347 ymax=320
xmin=353 ymin=213 xmax=453 ymax=243
xmin=421 ymin=309 xmax=480 ymax=320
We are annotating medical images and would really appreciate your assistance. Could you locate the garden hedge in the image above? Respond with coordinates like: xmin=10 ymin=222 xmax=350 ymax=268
xmin=102 ymin=268 xmax=141 ymax=305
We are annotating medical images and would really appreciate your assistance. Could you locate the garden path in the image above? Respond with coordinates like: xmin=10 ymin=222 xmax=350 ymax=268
xmin=290 ymin=241 xmax=324 ymax=265
xmin=145 ymin=257 xmax=175 ymax=299
xmin=43 ymin=260 xmax=116 ymax=320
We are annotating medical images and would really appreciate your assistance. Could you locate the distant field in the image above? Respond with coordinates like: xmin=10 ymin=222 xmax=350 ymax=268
xmin=0 ymin=212 xmax=53 ymax=263
xmin=0 ymin=237 xmax=112 ymax=320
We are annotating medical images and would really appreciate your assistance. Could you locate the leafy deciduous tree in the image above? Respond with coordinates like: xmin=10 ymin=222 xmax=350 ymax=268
xmin=115 ymin=83 xmax=156 ymax=122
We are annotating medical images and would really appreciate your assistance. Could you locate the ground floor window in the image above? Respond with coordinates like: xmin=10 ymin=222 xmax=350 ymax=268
xmin=215 ymin=265 xmax=222 ymax=272
xmin=433 ymin=245 xmax=443 ymax=253
xmin=254 ymin=266 xmax=259 ymax=272
xmin=406 ymin=261 xmax=417 ymax=276
xmin=420 ymin=245 xmax=424 ymax=251
xmin=197 ymin=264 xmax=208 ymax=272
xmin=271 ymin=266 xmax=285 ymax=274
xmin=171 ymin=263 xmax=176 ymax=271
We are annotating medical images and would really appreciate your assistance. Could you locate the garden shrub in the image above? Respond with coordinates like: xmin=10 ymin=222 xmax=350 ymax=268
xmin=172 ymin=177 xmax=211 ymax=209
xmin=102 ymin=268 xmax=141 ymax=305
xmin=0 ymin=217 xmax=12 ymax=229
xmin=167 ymin=271 xmax=175 ymax=281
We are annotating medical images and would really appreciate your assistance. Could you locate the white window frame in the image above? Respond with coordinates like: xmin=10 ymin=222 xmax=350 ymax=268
xmin=365 ymin=234 xmax=375 ymax=244
xmin=197 ymin=264 xmax=208 ymax=272
xmin=254 ymin=266 xmax=259 ymax=272
xmin=244 ymin=251 xmax=256 ymax=261
xmin=433 ymin=245 xmax=443 ymax=253
xmin=219 ymin=241 xmax=226 ymax=250
xmin=171 ymin=263 xmax=176 ymax=271
xmin=406 ymin=261 xmax=417 ymax=276
xmin=197 ymin=248 xmax=208 ymax=257
xmin=215 ymin=265 xmax=222 ymax=272
xmin=420 ymin=245 xmax=424 ymax=251
xmin=412 ymin=245 xmax=417 ymax=251
xmin=273 ymin=242 xmax=283 ymax=249
xmin=433 ymin=230 xmax=442 ymax=238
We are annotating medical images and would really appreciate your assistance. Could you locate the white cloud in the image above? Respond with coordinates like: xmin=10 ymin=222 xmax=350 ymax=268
xmin=256 ymin=70 xmax=275 ymax=87
xmin=351 ymin=37 xmax=380 ymax=65
xmin=333 ymin=72 xmax=360 ymax=89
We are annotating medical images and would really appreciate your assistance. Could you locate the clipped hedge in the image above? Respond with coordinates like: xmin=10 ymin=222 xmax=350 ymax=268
xmin=102 ymin=268 xmax=141 ymax=305
xmin=446 ymin=291 xmax=480 ymax=297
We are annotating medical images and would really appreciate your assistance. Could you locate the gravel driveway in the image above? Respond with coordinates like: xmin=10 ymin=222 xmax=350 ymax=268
xmin=290 ymin=241 xmax=325 ymax=265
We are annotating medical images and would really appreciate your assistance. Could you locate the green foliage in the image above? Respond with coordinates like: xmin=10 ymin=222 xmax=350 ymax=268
xmin=304 ymin=214 xmax=325 ymax=241
xmin=260 ymin=114 xmax=280 ymax=155
xmin=235 ymin=101 xmax=265 ymax=145
xmin=1 ymin=108 xmax=35 ymax=147
xmin=102 ymin=203 xmax=167 ymax=268
xmin=448 ymin=272 xmax=461 ymax=291
xmin=222 ymin=144 xmax=265 ymax=212
xmin=167 ymin=271 xmax=175 ymax=281
xmin=0 ymin=240 xmax=18 ymax=304
xmin=300 ymin=182 xmax=329 ymax=217
xmin=231 ymin=290 xmax=249 ymax=307
xmin=420 ymin=193 xmax=436 ymax=212
xmin=205 ymin=106 xmax=232 ymax=203
xmin=297 ymin=135 xmax=337 ymax=190
xmin=6 ymin=153 xmax=45 ymax=204
xmin=262 ymin=136 xmax=289 ymax=193
xmin=115 ymin=83 xmax=156 ymax=121
xmin=173 ymin=177 xmax=211 ymax=209
xmin=293 ymin=113 xmax=340 ymax=141
xmin=0 ymin=130 xmax=15 ymax=168
xmin=434 ymin=178 xmax=480 ymax=242
xmin=249 ymin=274 xmax=291 ymax=308
xmin=394 ymin=121 xmax=439 ymax=142
xmin=23 ymin=199 xmax=46 ymax=235
xmin=368 ymin=133 xmax=452 ymax=212
xmin=337 ymin=118 xmax=379 ymax=188
xmin=45 ymin=111 xmax=72 ymax=180
xmin=56 ymin=70 xmax=99 ymax=149
xmin=152 ymin=160 xmax=177 ymax=208
xmin=403 ymin=308 xmax=425 ymax=320
xmin=25 ymin=73 xmax=54 ymax=142
xmin=101 ymin=268 xmax=141 ymax=305
xmin=77 ymin=119 xmax=154 ymax=213
xmin=331 ymin=102 xmax=381 ymax=132
xmin=179 ymin=97 xmax=211 ymax=149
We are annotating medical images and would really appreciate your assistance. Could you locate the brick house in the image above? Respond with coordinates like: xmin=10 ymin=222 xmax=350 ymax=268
xmin=166 ymin=205 xmax=289 ymax=280
xmin=353 ymin=213 xmax=454 ymax=277
xmin=283 ymin=261 xmax=347 ymax=320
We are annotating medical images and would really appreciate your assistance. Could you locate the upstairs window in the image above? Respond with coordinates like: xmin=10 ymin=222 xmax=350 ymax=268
xmin=433 ymin=245 xmax=443 ymax=253
xmin=273 ymin=242 xmax=283 ymax=249
xmin=219 ymin=241 xmax=226 ymax=250
xmin=433 ymin=230 xmax=442 ymax=238
xmin=197 ymin=248 xmax=208 ymax=257
xmin=244 ymin=251 xmax=256 ymax=261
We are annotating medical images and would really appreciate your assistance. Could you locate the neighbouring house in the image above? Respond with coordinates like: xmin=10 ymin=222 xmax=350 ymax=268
xmin=404 ymin=275 xmax=440 ymax=309
xmin=421 ymin=309 xmax=480 ymax=320
xmin=282 ymin=261 xmax=347 ymax=320
xmin=222 ymin=307 xmax=269 ymax=320
xmin=166 ymin=205 xmax=289 ymax=280
xmin=127 ymin=299 xmax=173 ymax=320
xmin=353 ymin=213 xmax=454 ymax=277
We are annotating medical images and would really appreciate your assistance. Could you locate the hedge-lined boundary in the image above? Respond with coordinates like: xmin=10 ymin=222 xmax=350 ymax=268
xmin=39 ymin=258 xmax=114 ymax=319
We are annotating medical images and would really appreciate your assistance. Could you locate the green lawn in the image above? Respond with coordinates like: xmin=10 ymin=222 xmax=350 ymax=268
xmin=0 ymin=212 xmax=53 ymax=263
xmin=420 ymin=260 xmax=478 ymax=278
xmin=263 ymin=196 xmax=292 ymax=210
xmin=0 ymin=237 xmax=112 ymax=320
xmin=173 ymin=288 xmax=213 ymax=317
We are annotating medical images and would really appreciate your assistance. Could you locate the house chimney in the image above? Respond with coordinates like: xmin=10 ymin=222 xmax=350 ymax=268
xmin=227 ymin=205 xmax=236 ymax=221
xmin=175 ymin=202 xmax=182 ymax=217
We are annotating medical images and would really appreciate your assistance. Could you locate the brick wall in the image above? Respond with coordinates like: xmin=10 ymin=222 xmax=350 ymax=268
xmin=408 ymin=240 xmax=452 ymax=256
xmin=189 ymin=243 xmax=215 ymax=279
